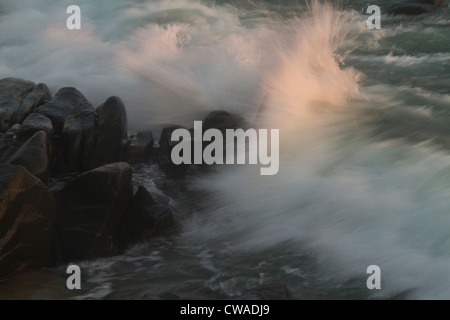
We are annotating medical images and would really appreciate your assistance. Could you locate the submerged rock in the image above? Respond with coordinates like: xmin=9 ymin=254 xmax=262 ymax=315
xmin=54 ymin=162 xmax=133 ymax=262
xmin=203 ymin=110 xmax=247 ymax=133
xmin=114 ymin=185 xmax=173 ymax=250
xmin=123 ymin=129 xmax=154 ymax=165
xmin=158 ymin=125 xmax=188 ymax=178
xmin=202 ymin=110 xmax=249 ymax=166
xmin=0 ymin=164 xmax=56 ymax=279
xmin=387 ymin=0 xmax=444 ymax=15
xmin=422 ymin=0 xmax=443 ymax=5
xmin=157 ymin=111 xmax=249 ymax=177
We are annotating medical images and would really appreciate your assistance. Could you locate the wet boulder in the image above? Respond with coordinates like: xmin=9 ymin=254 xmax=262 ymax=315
xmin=202 ymin=110 xmax=249 ymax=165
xmin=114 ymin=185 xmax=173 ymax=250
xmin=7 ymin=131 xmax=51 ymax=182
xmin=203 ymin=110 xmax=248 ymax=133
xmin=0 ymin=125 xmax=21 ymax=163
xmin=62 ymin=101 xmax=96 ymax=173
xmin=11 ymin=83 xmax=51 ymax=125
xmin=158 ymin=125 xmax=188 ymax=178
xmin=35 ymin=87 xmax=88 ymax=136
xmin=17 ymin=113 xmax=54 ymax=142
xmin=0 ymin=78 xmax=35 ymax=132
xmin=123 ymin=129 xmax=154 ymax=164
xmin=54 ymin=162 xmax=133 ymax=262
xmin=388 ymin=0 xmax=444 ymax=15
xmin=0 ymin=164 xmax=56 ymax=279
xmin=91 ymin=96 xmax=127 ymax=169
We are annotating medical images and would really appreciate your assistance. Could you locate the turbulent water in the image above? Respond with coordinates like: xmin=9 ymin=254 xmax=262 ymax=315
xmin=1 ymin=0 xmax=450 ymax=299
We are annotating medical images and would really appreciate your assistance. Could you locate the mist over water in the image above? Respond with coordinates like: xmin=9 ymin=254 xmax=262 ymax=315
xmin=1 ymin=0 xmax=450 ymax=299
xmin=185 ymin=2 xmax=450 ymax=299
xmin=0 ymin=0 xmax=278 ymax=127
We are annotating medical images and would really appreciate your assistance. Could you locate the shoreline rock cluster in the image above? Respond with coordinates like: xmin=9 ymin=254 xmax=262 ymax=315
xmin=0 ymin=77 xmax=175 ymax=280
xmin=0 ymin=77 xmax=249 ymax=281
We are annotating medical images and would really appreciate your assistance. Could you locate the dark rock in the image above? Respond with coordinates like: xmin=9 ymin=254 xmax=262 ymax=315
xmin=54 ymin=162 xmax=132 ymax=262
xmin=0 ymin=124 xmax=23 ymax=162
xmin=91 ymin=96 xmax=127 ymax=169
xmin=5 ymin=123 xmax=21 ymax=137
xmin=17 ymin=113 xmax=54 ymax=142
xmin=158 ymin=125 xmax=188 ymax=178
xmin=62 ymin=101 xmax=96 ymax=173
xmin=114 ymin=185 xmax=173 ymax=250
xmin=1 ymin=115 xmax=54 ymax=174
xmin=153 ymin=178 xmax=186 ymax=199
xmin=123 ymin=129 xmax=154 ymax=164
xmin=0 ymin=78 xmax=35 ymax=132
xmin=12 ymin=83 xmax=51 ymax=125
xmin=202 ymin=110 xmax=249 ymax=165
xmin=420 ymin=0 xmax=443 ymax=5
xmin=388 ymin=0 xmax=444 ymax=15
xmin=7 ymin=131 xmax=51 ymax=182
xmin=146 ymin=205 xmax=173 ymax=232
xmin=35 ymin=87 xmax=88 ymax=136
xmin=0 ymin=164 xmax=56 ymax=279
xmin=203 ymin=110 xmax=248 ymax=132
xmin=388 ymin=3 xmax=433 ymax=14
xmin=0 ymin=130 xmax=18 ymax=163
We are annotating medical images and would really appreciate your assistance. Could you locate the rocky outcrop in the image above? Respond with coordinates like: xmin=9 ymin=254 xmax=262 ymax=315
xmin=17 ymin=113 xmax=54 ymax=142
xmin=35 ymin=87 xmax=88 ymax=136
xmin=203 ymin=110 xmax=247 ymax=133
xmin=62 ymin=101 xmax=96 ymax=173
xmin=156 ymin=111 xmax=249 ymax=177
xmin=91 ymin=96 xmax=127 ymax=169
xmin=203 ymin=110 xmax=249 ymax=164
xmin=0 ymin=78 xmax=177 ymax=278
xmin=2 ymin=80 xmax=137 ymax=176
xmin=54 ymin=162 xmax=133 ymax=262
xmin=114 ymin=185 xmax=173 ymax=250
xmin=0 ymin=126 xmax=20 ymax=163
xmin=34 ymin=90 xmax=130 ymax=175
xmin=12 ymin=83 xmax=51 ymax=125
xmin=7 ymin=131 xmax=51 ymax=182
xmin=158 ymin=125 xmax=188 ymax=178
xmin=0 ymin=78 xmax=36 ymax=132
xmin=123 ymin=129 xmax=154 ymax=164
xmin=388 ymin=0 xmax=444 ymax=15
xmin=0 ymin=164 xmax=56 ymax=279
